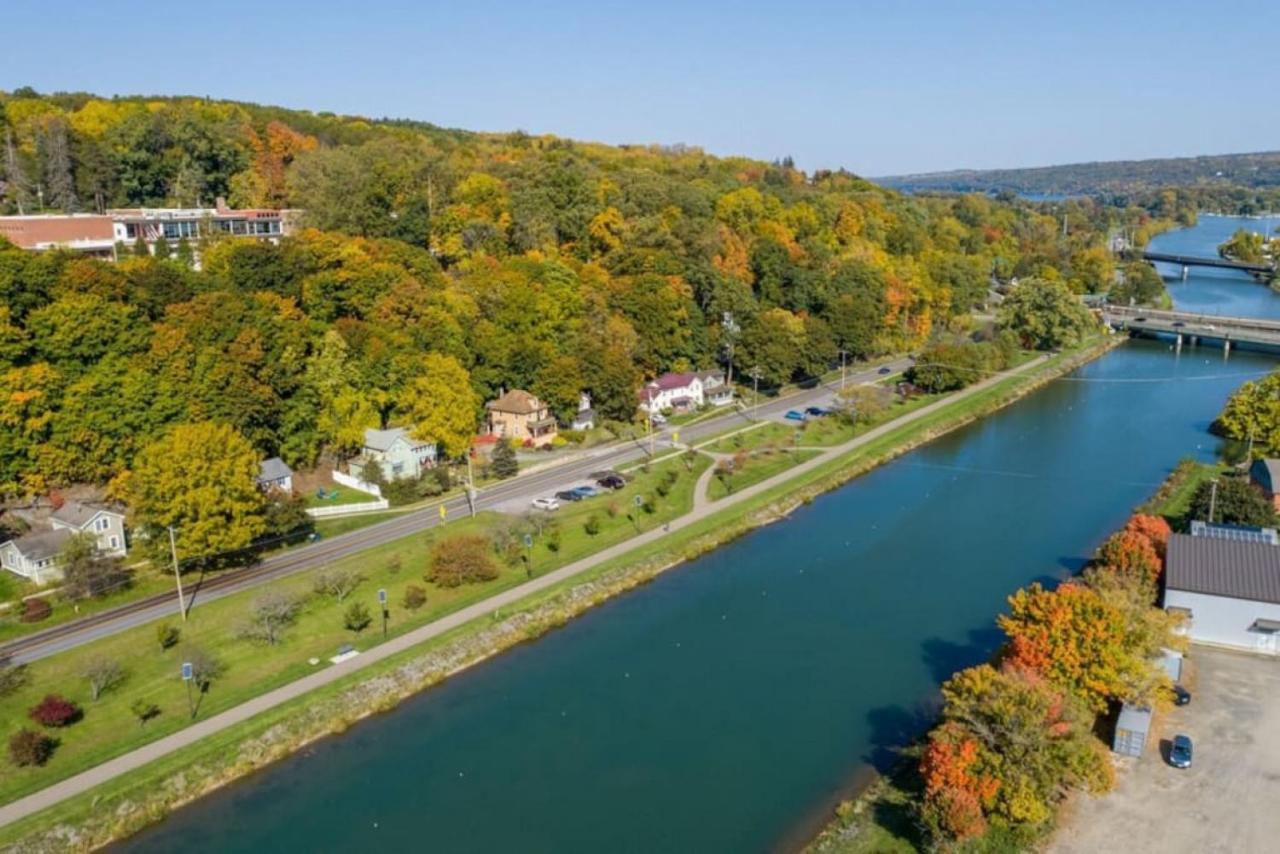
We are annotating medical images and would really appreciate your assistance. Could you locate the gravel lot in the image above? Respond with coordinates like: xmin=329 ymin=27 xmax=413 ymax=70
xmin=1051 ymin=647 xmax=1280 ymax=854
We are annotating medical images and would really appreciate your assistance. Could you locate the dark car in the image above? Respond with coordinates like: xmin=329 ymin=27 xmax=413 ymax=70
xmin=804 ymin=406 xmax=833 ymax=417
xmin=1172 ymin=321 xmax=1186 ymax=328
xmin=1133 ymin=316 xmax=1148 ymax=323
xmin=1169 ymin=734 xmax=1193 ymax=769
xmin=1173 ymin=685 xmax=1191 ymax=706
xmin=878 ymin=366 xmax=893 ymax=375
xmin=597 ymin=474 xmax=626 ymax=490
xmin=555 ymin=489 xmax=585 ymax=502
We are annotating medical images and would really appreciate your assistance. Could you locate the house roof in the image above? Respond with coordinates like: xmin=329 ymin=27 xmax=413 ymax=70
xmin=487 ymin=389 xmax=544 ymax=415
xmin=1116 ymin=703 xmax=1152 ymax=731
xmin=1250 ymin=458 xmax=1280 ymax=493
xmin=5 ymin=528 xmax=73 ymax=562
xmin=1166 ymin=533 xmax=1280 ymax=605
xmin=258 ymin=457 xmax=293 ymax=483
xmin=364 ymin=427 xmax=412 ymax=452
xmin=1189 ymin=519 xmax=1279 ymax=545
xmin=50 ymin=501 xmax=121 ymax=529
xmin=649 ymin=372 xmax=699 ymax=392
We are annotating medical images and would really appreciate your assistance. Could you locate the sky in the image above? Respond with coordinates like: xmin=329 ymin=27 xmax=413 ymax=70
xmin=1 ymin=0 xmax=1276 ymax=176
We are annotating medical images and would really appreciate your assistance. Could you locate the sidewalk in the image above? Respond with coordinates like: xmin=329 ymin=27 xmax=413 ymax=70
xmin=0 ymin=354 xmax=1048 ymax=830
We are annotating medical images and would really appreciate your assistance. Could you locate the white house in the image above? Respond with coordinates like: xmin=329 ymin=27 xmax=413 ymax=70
xmin=1163 ymin=533 xmax=1280 ymax=655
xmin=350 ymin=427 xmax=437 ymax=482
xmin=639 ymin=371 xmax=733 ymax=414
xmin=49 ymin=502 xmax=127 ymax=558
xmin=257 ymin=457 xmax=294 ymax=493
xmin=0 ymin=530 xmax=74 ymax=585
xmin=571 ymin=392 xmax=595 ymax=431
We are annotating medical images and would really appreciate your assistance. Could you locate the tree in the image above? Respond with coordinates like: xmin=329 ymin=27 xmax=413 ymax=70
xmin=9 ymin=729 xmax=54 ymax=767
xmin=122 ymin=422 xmax=268 ymax=563
xmin=997 ymin=278 xmax=1096 ymax=350
xmin=59 ymin=534 xmax=132 ymax=601
xmin=41 ymin=117 xmax=78 ymax=212
xmin=919 ymin=720 xmax=996 ymax=842
xmin=396 ymin=353 xmax=479 ymax=459
xmin=156 ymin=623 xmax=181 ymax=650
xmin=490 ymin=440 xmax=519 ymax=479
xmin=402 ymin=584 xmax=427 ymax=610
xmin=0 ymin=656 xmax=29 ymax=698
xmin=427 ymin=534 xmax=500 ymax=587
xmin=1216 ymin=371 xmax=1280 ymax=457
xmin=343 ymin=601 xmax=372 ymax=634
xmin=238 ymin=592 xmax=302 ymax=646
xmin=1188 ymin=476 xmax=1278 ymax=527
xmin=130 ymin=699 xmax=161 ymax=727
xmin=81 ymin=656 xmax=126 ymax=701
xmin=29 ymin=694 xmax=81 ymax=727
xmin=312 ymin=568 xmax=365 ymax=602
xmin=183 ymin=645 xmax=225 ymax=692
xmin=1096 ymin=530 xmax=1162 ymax=586
xmin=834 ymin=384 xmax=888 ymax=425
xmin=583 ymin=514 xmax=601 ymax=536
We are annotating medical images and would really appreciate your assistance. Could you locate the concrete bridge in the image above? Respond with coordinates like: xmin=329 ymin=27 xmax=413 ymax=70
xmin=1141 ymin=250 xmax=1275 ymax=281
xmin=1102 ymin=305 xmax=1280 ymax=353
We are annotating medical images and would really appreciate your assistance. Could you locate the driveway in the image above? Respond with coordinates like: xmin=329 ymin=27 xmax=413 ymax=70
xmin=1050 ymin=647 xmax=1280 ymax=854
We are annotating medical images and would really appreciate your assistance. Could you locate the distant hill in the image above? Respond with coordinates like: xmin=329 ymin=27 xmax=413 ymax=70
xmin=877 ymin=150 xmax=1280 ymax=196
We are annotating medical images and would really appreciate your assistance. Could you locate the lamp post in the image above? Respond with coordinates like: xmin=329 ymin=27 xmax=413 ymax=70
xmin=523 ymin=533 xmax=534 ymax=578
xmin=378 ymin=588 xmax=388 ymax=637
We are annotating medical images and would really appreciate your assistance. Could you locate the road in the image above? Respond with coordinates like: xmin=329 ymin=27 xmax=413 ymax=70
xmin=0 ymin=359 xmax=911 ymax=665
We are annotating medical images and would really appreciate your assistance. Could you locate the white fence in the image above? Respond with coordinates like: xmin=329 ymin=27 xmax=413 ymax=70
xmin=332 ymin=470 xmax=382 ymax=497
xmin=305 ymin=499 xmax=389 ymax=518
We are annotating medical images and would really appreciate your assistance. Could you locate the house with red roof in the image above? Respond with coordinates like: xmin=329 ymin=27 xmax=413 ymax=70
xmin=639 ymin=371 xmax=733 ymax=414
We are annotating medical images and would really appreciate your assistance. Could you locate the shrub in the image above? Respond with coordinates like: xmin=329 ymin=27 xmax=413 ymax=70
xmin=29 ymin=694 xmax=81 ymax=728
xmin=427 ymin=535 xmax=500 ymax=588
xmin=130 ymin=699 xmax=161 ymax=727
xmin=182 ymin=645 xmax=225 ymax=692
xmin=386 ymin=555 xmax=403 ymax=574
xmin=546 ymin=526 xmax=562 ymax=553
xmin=237 ymin=592 xmax=302 ymax=646
xmin=402 ymin=584 xmax=427 ymax=610
xmin=344 ymin=601 xmax=372 ymax=633
xmin=312 ymin=568 xmax=365 ymax=601
xmin=9 ymin=729 xmax=54 ymax=767
xmin=82 ymin=656 xmax=126 ymax=701
xmin=583 ymin=514 xmax=601 ymax=536
xmin=0 ymin=657 xmax=30 ymax=698
xmin=156 ymin=623 xmax=181 ymax=650
xmin=606 ymin=501 xmax=620 ymax=519
xmin=20 ymin=598 xmax=52 ymax=623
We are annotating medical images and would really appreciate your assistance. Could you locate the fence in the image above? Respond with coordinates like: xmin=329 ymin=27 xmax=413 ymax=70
xmin=332 ymin=470 xmax=382 ymax=497
xmin=305 ymin=499 xmax=389 ymax=518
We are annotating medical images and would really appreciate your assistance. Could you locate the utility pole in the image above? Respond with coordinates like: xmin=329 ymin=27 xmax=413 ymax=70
xmin=749 ymin=366 xmax=762 ymax=421
xmin=838 ymin=350 xmax=849 ymax=392
xmin=645 ymin=384 xmax=657 ymax=457
xmin=465 ymin=452 xmax=477 ymax=517
xmin=168 ymin=525 xmax=188 ymax=622
xmin=1208 ymin=479 xmax=1219 ymax=524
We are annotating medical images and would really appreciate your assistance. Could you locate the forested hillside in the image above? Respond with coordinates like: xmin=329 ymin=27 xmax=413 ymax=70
xmin=879 ymin=150 xmax=1280 ymax=208
xmin=0 ymin=89 xmax=1128 ymax=497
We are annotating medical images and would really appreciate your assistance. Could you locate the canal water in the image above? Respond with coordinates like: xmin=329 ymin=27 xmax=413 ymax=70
xmin=122 ymin=219 xmax=1278 ymax=853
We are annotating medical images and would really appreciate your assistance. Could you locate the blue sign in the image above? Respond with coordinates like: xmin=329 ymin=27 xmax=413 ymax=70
xmin=523 ymin=534 xmax=533 ymax=548
xmin=634 ymin=494 xmax=644 ymax=506
xmin=181 ymin=662 xmax=193 ymax=681
xmin=378 ymin=588 xmax=388 ymax=605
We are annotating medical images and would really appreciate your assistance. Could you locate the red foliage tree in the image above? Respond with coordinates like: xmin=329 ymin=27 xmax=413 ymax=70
xmin=1124 ymin=513 xmax=1171 ymax=557
xmin=8 ymin=729 xmax=54 ymax=767
xmin=1097 ymin=530 xmax=1162 ymax=585
xmin=28 ymin=694 xmax=81 ymax=728
xmin=919 ymin=721 xmax=999 ymax=842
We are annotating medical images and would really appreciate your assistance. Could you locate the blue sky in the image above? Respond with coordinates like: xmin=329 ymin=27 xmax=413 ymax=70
xmin=1 ymin=0 xmax=1275 ymax=175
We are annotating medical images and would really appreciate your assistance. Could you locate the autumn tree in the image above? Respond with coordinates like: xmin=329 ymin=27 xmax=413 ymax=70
xmin=396 ymin=353 xmax=479 ymax=460
xmin=427 ymin=535 xmax=500 ymax=587
xmin=997 ymin=278 xmax=1096 ymax=350
xmin=121 ymin=422 xmax=268 ymax=563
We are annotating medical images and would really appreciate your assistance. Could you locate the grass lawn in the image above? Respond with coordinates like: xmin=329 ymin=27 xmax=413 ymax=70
xmin=302 ymin=483 xmax=382 ymax=508
xmin=0 ymin=454 xmax=708 ymax=806
xmin=1145 ymin=459 xmax=1228 ymax=529
xmin=708 ymin=449 xmax=820 ymax=501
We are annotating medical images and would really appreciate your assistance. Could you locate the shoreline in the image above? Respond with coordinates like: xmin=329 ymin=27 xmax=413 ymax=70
xmin=0 ymin=336 xmax=1121 ymax=853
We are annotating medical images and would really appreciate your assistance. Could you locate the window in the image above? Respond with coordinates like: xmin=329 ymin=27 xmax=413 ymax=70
xmin=96 ymin=517 xmax=109 ymax=532
xmin=391 ymin=462 xmax=404 ymax=475
xmin=109 ymin=535 xmax=120 ymax=550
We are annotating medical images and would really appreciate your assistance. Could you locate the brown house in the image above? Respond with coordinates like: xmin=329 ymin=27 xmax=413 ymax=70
xmin=486 ymin=389 xmax=558 ymax=447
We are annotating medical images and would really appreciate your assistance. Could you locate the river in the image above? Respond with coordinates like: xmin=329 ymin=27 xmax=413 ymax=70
xmin=120 ymin=217 xmax=1278 ymax=853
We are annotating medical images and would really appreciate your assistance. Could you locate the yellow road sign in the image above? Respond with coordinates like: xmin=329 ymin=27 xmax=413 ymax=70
xmin=439 ymin=504 xmax=447 ymax=521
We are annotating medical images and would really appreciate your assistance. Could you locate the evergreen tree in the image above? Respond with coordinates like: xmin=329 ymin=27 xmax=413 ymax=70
xmin=490 ymin=440 xmax=518 ymax=479
xmin=41 ymin=118 xmax=77 ymax=212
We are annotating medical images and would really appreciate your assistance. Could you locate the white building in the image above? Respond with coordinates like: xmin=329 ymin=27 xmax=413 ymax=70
xmin=350 ymin=427 xmax=437 ymax=482
xmin=639 ymin=371 xmax=733 ymax=414
xmin=0 ymin=502 xmax=127 ymax=584
xmin=1164 ymin=533 xmax=1280 ymax=655
xmin=257 ymin=457 xmax=294 ymax=493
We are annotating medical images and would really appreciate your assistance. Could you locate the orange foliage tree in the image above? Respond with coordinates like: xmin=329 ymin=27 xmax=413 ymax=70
xmin=919 ymin=721 xmax=997 ymax=842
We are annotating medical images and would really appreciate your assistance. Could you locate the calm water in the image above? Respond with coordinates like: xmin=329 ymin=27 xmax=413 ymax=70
xmin=122 ymin=221 xmax=1278 ymax=853
xmin=1149 ymin=214 xmax=1280 ymax=319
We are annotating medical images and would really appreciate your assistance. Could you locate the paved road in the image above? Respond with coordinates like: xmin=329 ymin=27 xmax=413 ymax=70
xmin=1 ymin=354 xmax=1037 ymax=832
xmin=0 ymin=359 xmax=912 ymax=665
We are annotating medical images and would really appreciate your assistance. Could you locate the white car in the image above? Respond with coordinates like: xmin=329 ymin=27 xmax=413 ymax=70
xmin=531 ymin=496 xmax=560 ymax=511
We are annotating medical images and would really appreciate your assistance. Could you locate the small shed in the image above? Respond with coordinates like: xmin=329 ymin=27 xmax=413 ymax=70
xmin=1113 ymin=703 xmax=1153 ymax=757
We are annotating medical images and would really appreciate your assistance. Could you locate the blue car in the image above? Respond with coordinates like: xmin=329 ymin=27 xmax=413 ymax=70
xmin=570 ymin=485 xmax=600 ymax=499
xmin=1169 ymin=734 xmax=1193 ymax=769
xmin=784 ymin=410 xmax=807 ymax=422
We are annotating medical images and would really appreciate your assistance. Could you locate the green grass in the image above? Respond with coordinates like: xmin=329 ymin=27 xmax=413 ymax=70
xmin=0 ymin=341 xmax=1109 ymax=846
xmin=302 ymin=483 xmax=382 ymax=508
xmin=0 ymin=454 xmax=708 ymax=807
xmin=313 ymin=510 xmax=405 ymax=538
xmin=708 ymin=449 xmax=820 ymax=500
xmin=1143 ymin=458 xmax=1228 ymax=529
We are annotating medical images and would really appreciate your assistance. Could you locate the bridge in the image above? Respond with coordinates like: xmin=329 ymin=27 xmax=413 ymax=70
xmin=1102 ymin=305 xmax=1280 ymax=352
xmin=1140 ymin=250 xmax=1275 ymax=280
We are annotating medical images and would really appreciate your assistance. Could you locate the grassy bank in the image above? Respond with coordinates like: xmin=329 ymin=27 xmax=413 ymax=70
xmin=0 ymin=338 xmax=1117 ymax=851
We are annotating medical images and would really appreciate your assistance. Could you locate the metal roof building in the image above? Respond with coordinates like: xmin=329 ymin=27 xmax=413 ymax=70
xmin=1164 ymin=533 xmax=1280 ymax=654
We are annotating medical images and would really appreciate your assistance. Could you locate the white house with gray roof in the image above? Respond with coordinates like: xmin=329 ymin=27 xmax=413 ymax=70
xmin=257 ymin=457 xmax=294 ymax=492
xmin=1 ymin=501 xmax=127 ymax=585
xmin=350 ymin=427 xmax=437 ymax=482
xmin=1164 ymin=533 xmax=1280 ymax=654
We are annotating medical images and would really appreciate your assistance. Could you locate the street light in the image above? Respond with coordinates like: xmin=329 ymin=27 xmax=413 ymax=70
xmin=523 ymin=533 xmax=534 ymax=578
xmin=378 ymin=588 xmax=388 ymax=637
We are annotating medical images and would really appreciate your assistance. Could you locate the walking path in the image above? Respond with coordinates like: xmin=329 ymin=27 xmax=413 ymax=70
xmin=0 ymin=354 xmax=1048 ymax=831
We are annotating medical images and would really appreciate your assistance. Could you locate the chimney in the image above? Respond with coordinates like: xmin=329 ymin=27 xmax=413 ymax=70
xmin=215 ymin=196 xmax=229 ymax=213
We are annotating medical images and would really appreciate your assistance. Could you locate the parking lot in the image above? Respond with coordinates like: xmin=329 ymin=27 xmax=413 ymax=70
xmin=1051 ymin=647 xmax=1280 ymax=853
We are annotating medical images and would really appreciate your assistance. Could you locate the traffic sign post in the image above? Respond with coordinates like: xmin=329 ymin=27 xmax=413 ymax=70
xmin=632 ymin=493 xmax=645 ymax=533
xmin=181 ymin=661 xmax=195 ymax=719
xmin=523 ymin=533 xmax=534 ymax=578
xmin=378 ymin=588 xmax=388 ymax=636
xmin=439 ymin=504 xmax=447 ymax=522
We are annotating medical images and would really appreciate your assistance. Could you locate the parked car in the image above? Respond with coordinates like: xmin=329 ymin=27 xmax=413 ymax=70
xmin=804 ymin=406 xmax=833 ymax=417
xmin=597 ymin=474 xmax=627 ymax=490
xmin=1172 ymin=321 xmax=1186 ymax=328
xmin=570 ymin=485 xmax=600 ymax=499
xmin=1173 ymin=684 xmax=1191 ymax=706
xmin=1133 ymin=316 xmax=1148 ymax=323
xmin=649 ymin=412 xmax=667 ymax=426
xmin=878 ymin=366 xmax=893 ymax=374
xmin=555 ymin=489 xmax=585 ymax=502
xmin=531 ymin=496 xmax=560 ymax=511
xmin=1169 ymin=734 xmax=1193 ymax=769
xmin=784 ymin=410 xmax=808 ymax=422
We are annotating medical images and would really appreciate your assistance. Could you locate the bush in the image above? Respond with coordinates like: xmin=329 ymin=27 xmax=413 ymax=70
xmin=427 ymin=535 xmax=500 ymax=588
xmin=583 ymin=514 xmax=601 ymax=536
xmin=0 ymin=657 xmax=30 ymax=698
xmin=9 ymin=729 xmax=54 ymax=767
xmin=156 ymin=623 xmax=181 ymax=650
xmin=546 ymin=526 xmax=562 ymax=553
xmin=29 ymin=694 xmax=81 ymax=728
xmin=130 ymin=699 xmax=161 ymax=727
xmin=20 ymin=598 xmax=52 ymax=623
xmin=82 ymin=656 xmax=126 ymax=701
xmin=402 ymin=584 xmax=427 ymax=610
xmin=344 ymin=601 xmax=372 ymax=633
xmin=386 ymin=555 xmax=403 ymax=574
